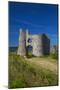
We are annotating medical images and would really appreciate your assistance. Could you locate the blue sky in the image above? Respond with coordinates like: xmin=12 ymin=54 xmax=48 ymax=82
xmin=9 ymin=2 xmax=58 ymax=47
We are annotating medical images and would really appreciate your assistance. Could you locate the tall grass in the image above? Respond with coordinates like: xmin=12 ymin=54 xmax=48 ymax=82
xmin=9 ymin=53 xmax=58 ymax=88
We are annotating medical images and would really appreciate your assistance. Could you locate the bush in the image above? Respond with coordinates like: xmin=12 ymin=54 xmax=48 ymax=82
xmin=50 ymin=53 xmax=58 ymax=59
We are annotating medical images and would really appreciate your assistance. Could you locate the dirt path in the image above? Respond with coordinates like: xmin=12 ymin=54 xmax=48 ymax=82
xmin=25 ymin=57 xmax=58 ymax=74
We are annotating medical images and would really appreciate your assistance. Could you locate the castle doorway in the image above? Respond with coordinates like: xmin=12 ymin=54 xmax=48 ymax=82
xmin=26 ymin=45 xmax=33 ymax=56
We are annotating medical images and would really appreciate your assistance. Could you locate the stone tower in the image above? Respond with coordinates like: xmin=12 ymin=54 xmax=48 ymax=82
xmin=26 ymin=29 xmax=29 ymax=46
xmin=17 ymin=29 xmax=50 ymax=57
xmin=17 ymin=28 xmax=26 ymax=56
xmin=32 ymin=35 xmax=43 ymax=56
xmin=32 ymin=34 xmax=50 ymax=56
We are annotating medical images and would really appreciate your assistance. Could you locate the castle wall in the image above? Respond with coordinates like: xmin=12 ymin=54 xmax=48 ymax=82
xmin=42 ymin=34 xmax=50 ymax=55
xmin=17 ymin=29 xmax=26 ymax=56
xmin=17 ymin=29 xmax=50 ymax=57
xmin=32 ymin=34 xmax=50 ymax=56
xmin=32 ymin=35 xmax=43 ymax=56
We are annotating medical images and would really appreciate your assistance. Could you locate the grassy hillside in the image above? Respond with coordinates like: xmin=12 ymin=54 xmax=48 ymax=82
xmin=8 ymin=53 xmax=58 ymax=88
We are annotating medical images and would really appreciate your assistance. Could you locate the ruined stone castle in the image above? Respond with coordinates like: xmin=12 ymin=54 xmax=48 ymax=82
xmin=17 ymin=28 xmax=50 ymax=56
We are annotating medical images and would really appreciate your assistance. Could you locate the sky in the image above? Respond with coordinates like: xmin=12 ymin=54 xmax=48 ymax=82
xmin=9 ymin=1 xmax=58 ymax=47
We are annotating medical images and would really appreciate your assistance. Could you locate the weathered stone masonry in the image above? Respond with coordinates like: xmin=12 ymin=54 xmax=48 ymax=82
xmin=17 ymin=28 xmax=50 ymax=56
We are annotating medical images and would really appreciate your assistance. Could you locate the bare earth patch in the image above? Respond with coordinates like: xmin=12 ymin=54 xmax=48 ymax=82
xmin=25 ymin=57 xmax=58 ymax=75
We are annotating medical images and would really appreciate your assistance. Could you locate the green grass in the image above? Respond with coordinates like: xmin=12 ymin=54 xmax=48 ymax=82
xmin=9 ymin=53 xmax=58 ymax=88
xmin=50 ymin=53 xmax=58 ymax=59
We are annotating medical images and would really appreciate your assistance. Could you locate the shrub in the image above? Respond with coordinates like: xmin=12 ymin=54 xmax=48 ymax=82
xmin=50 ymin=53 xmax=58 ymax=59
